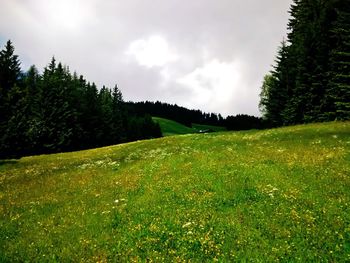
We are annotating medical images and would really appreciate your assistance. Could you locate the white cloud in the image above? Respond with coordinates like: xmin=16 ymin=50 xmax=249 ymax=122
xmin=125 ymin=35 xmax=178 ymax=68
xmin=177 ymin=59 xmax=243 ymax=116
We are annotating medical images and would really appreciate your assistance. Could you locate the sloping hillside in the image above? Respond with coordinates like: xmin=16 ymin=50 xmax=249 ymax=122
xmin=153 ymin=117 xmax=226 ymax=136
xmin=152 ymin=117 xmax=196 ymax=136
xmin=1 ymin=122 xmax=349 ymax=261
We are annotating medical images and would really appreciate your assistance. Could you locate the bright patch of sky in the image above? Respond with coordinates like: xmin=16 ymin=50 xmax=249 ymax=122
xmin=126 ymin=35 xmax=178 ymax=68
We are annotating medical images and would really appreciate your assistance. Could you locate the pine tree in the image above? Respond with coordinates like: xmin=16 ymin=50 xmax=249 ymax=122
xmin=111 ymin=84 xmax=126 ymax=143
xmin=80 ymin=82 xmax=101 ymax=148
xmin=324 ymin=0 xmax=350 ymax=120
xmin=23 ymin=65 xmax=43 ymax=153
xmin=260 ymin=0 xmax=350 ymax=124
xmin=98 ymin=86 xmax=114 ymax=145
xmin=0 ymin=40 xmax=21 ymax=93
xmin=39 ymin=58 xmax=74 ymax=152
xmin=0 ymin=40 xmax=22 ymax=158
xmin=3 ymin=84 xmax=30 ymax=157
xmin=259 ymin=41 xmax=291 ymax=126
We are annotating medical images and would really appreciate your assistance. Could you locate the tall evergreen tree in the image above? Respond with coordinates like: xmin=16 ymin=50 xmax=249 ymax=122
xmin=260 ymin=41 xmax=291 ymax=126
xmin=260 ymin=0 xmax=350 ymax=125
xmin=98 ymin=86 xmax=114 ymax=145
xmin=324 ymin=0 xmax=350 ymax=120
xmin=81 ymin=82 xmax=102 ymax=148
xmin=0 ymin=40 xmax=21 ymax=94
xmin=0 ymin=40 xmax=22 ymax=158
xmin=111 ymin=84 xmax=126 ymax=143
xmin=39 ymin=58 xmax=74 ymax=152
xmin=23 ymin=65 xmax=43 ymax=153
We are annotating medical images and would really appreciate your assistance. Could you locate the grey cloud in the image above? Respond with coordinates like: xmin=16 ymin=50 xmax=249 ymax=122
xmin=0 ymin=0 xmax=292 ymax=116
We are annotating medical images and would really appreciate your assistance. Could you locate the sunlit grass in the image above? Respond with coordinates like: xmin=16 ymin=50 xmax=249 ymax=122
xmin=152 ymin=116 xmax=226 ymax=136
xmin=152 ymin=117 xmax=196 ymax=136
xmin=1 ymin=121 xmax=350 ymax=261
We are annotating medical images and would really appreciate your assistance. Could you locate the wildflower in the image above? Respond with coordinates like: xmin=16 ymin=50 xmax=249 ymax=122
xmin=182 ymin=222 xmax=192 ymax=228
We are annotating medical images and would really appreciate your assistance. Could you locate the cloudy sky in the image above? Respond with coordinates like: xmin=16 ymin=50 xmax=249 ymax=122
xmin=0 ymin=0 xmax=292 ymax=117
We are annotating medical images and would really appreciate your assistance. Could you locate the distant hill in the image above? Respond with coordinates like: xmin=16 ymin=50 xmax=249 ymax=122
xmin=152 ymin=117 xmax=227 ymax=136
xmin=152 ymin=117 xmax=196 ymax=136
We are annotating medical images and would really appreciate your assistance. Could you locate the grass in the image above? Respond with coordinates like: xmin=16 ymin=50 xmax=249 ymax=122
xmin=1 ymin=121 xmax=350 ymax=261
xmin=152 ymin=117 xmax=196 ymax=136
xmin=153 ymin=117 xmax=226 ymax=136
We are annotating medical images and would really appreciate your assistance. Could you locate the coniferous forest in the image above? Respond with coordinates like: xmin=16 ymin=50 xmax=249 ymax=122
xmin=260 ymin=0 xmax=350 ymax=126
xmin=0 ymin=41 xmax=265 ymax=159
xmin=0 ymin=41 xmax=162 ymax=159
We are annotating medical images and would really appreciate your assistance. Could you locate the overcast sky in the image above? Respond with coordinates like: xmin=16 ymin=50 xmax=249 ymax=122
xmin=0 ymin=0 xmax=292 ymax=117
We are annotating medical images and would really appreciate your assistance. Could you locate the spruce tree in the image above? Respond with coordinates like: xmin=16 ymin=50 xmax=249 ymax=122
xmin=259 ymin=41 xmax=291 ymax=126
xmin=260 ymin=0 xmax=350 ymax=124
xmin=0 ymin=40 xmax=22 ymax=158
xmin=111 ymin=84 xmax=126 ymax=143
xmin=324 ymin=1 xmax=350 ymax=120
xmin=23 ymin=65 xmax=43 ymax=154
xmin=39 ymin=58 xmax=74 ymax=152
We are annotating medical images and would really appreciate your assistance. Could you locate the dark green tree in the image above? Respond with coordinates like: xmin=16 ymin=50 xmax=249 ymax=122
xmin=111 ymin=84 xmax=126 ymax=143
xmin=98 ymin=86 xmax=114 ymax=145
xmin=39 ymin=58 xmax=74 ymax=152
xmin=0 ymin=40 xmax=21 ymax=94
xmin=260 ymin=0 xmax=350 ymax=125
xmin=323 ymin=1 xmax=350 ymax=120
xmin=0 ymin=40 xmax=22 ymax=158
xmin=260 ymin=41 xmax=291 ymax=126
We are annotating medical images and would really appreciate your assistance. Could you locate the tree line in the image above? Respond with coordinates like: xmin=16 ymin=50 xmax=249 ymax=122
xmin=126 ymin=101 xmax=225 ymax=127
xmin=127 ymin=101 xmax=266 ymax=131
xmin=0 ymin=40 xmax=268 ymax=159
xmin=260 ymin=0 xmax=350 ymax=126
xmin=0 ymin=40 xmax=161 ymax=159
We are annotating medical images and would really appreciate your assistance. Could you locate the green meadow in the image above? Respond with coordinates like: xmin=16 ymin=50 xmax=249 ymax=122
xmin=1 ymin=121 xmax=350 ymax=261
xmin=152 ymin=117 xmax=196 ymax=136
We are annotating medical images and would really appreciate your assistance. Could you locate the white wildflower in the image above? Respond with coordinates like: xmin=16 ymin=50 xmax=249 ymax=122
xmin=182 ymin=222 xmax=192 ymax=228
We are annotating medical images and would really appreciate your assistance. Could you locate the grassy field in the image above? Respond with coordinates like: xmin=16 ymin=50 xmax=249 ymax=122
xmin=1 ymin=122 xmax=350 ymax=261
xmin=152 ymin=117 xmax=196 ymax=136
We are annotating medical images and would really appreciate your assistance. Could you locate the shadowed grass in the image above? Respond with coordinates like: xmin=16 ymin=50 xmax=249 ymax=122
xmin=192 ymin=123 xmax=227 ymax=132
xmin=0 ymin=121 xmax=349 ymax=261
